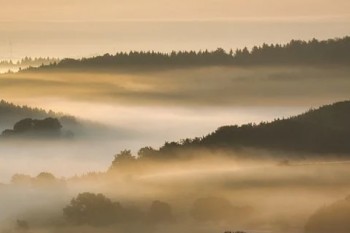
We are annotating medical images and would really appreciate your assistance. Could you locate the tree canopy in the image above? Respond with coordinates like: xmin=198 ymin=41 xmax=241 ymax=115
xmin=2 ymin=118 xmax=63 ymax=138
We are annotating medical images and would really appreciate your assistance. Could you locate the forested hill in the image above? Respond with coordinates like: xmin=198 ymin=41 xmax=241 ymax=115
xmin=136 ymin=101 xmax=350 ymax=159
xmin=0 ymin=100 xmax=124 ymax=140
xmin=26 ymin=36 xmax=350 ymax=72
xmin=0 ymin=100 xmax=75 ymax=130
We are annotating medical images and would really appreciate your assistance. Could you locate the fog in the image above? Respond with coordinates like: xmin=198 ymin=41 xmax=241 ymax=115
xmin=1 ymin=154 xmax=350 ymax=233
xmin=0 ymin=0 xmax=349 ymax=231
xmin=1 ymin=65 xmax=350 ymax=233
xmin=2 ymin=66 xmax=350 ymax=107
xmin=1 ymin=65 xmax=349 ymax=181
xmin=0 ymin=104 xmax=304 ymax=182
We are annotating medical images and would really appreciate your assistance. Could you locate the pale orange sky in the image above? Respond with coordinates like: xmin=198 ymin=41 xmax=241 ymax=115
xmin=0 ymin=0 xmax=349 ymax=58
xmin=1 ymin=0 xmax=349 ymax=21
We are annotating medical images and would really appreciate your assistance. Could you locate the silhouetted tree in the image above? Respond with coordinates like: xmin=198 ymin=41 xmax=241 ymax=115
xmin=110 ymin=150 xmax=136 ymax=169
xmin=13 ymin=118 xmax=34 ymax=132
xmin=1 ymin=117 xmax=63 ymax=138
xmin=63 ymin=192 xmax=123 ymax=226
xmin=138 ymin=147 xmax=157 ymax=159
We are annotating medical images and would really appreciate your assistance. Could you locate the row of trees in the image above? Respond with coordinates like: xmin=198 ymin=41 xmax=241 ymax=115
xmin=235 ymin=37 xmax=350 ymax=64
xmin=62 ymin=193 xmax=249 ymax=227
xmin=27 ymin=36 xmax=350 ymax=71
xmin=0 ymin=100 xmax=75 ymax=128
xmin=0 ymin=57 xmax=59 ymax=67
xmin=63 ymin=193 xmax=174 ymax=226
xmin=0 ymin=100 xmax=56 ymax=119
xmin=11 ymin=172 xmax=64 ymax=187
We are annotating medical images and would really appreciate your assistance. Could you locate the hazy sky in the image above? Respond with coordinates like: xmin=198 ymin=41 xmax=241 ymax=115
xmin=2 ymin=0 xmax=350 ymax=21
xmin=0 ymin=0 xmax=349 ymax=58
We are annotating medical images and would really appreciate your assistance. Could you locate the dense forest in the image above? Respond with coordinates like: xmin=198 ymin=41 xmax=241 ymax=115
xmin=125 ymin=101 xmax=350 ymax=161
xmin=25 ymin=36 xmax=350 ymax=72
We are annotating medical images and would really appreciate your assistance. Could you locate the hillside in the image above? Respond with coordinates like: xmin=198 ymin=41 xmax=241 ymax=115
xmin=0 ymin=100 xmax=127 ymax=140
xmin=24 ymin=36 xmax=350 ymax=72
xmin=136 ymin=101 xmax=350 ymax=159
xmin=0 ymin=100 xmax=68 ymax=130
xmin=0 ymin=100 xmax=87 ymax=138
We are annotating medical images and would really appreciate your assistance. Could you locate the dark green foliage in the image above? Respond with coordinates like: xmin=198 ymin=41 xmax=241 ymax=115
xmin=63 ymin=192 xmax=123 ymax=226
xmin=26 ymin=36 xmax=350 ymax=72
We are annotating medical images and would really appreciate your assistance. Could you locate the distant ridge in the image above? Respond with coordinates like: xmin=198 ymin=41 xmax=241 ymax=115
xmin=24 ymin=36 xmax=350 ymax=72
xmin=136 ymin=101 xmax=350 ymax=159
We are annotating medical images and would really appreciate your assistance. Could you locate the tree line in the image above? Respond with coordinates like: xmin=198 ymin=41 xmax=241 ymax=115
xmin=109 ymin=101 xmax=350 ymax=163
xmin=0 ymin=57 xmax=59 ymax=72
xmin=25 ymin=36 xmax=350 ymax=71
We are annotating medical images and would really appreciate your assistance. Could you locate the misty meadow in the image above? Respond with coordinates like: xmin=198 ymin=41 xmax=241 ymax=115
xmin=1 ymin=1 xmax=350 ymax=233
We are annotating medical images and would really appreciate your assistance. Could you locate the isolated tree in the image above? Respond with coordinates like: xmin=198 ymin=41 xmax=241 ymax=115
xmin=63 ymin=192 xmax=123 ymax=226
xmin=34 ymin=172 xmax=58 ymax=186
